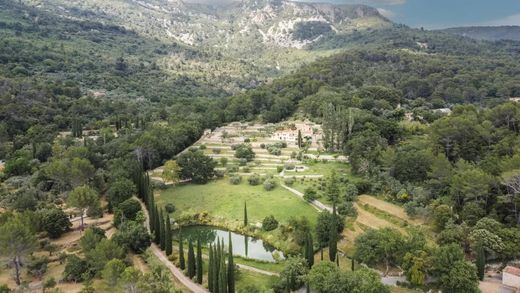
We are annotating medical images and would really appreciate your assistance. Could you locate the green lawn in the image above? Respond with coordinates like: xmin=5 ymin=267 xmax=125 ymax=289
xmin=289 ymin=161 xmax=355 ymax=176
xmin=157 ymin=179 xmax=319 ymax=226
xmin=236 ymin=270 xmax=278 ymax=292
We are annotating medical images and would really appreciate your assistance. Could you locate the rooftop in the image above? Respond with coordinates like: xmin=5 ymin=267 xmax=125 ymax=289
xmin=504 ymin=266 xmax=520 ymax=277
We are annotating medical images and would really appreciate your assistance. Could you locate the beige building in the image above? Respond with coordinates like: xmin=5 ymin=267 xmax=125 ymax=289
xmin=271 ymin=122 xmax=322 ymax=147
xmin=503 ymin=266 xmax=520 ymax=289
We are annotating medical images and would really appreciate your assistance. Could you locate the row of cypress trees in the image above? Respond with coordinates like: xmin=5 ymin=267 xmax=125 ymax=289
xmin=207 ymin=233 xmax=235 ymax=293
xmin=71 ymin=118 xmax=82 ymax=138
xmin=133 ymin=165 xmax=243 ymax=292
xmin=132 ymin=164 xmax=173 ymax=256
xmin=185 ymin=237 xmax=204 ymax=284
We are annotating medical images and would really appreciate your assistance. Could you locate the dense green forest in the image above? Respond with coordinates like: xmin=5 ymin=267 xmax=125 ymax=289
xmin=1 ymin=0 xmax=520 ymax=292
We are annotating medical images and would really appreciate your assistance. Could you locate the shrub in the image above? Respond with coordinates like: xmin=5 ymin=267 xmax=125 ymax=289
xmin=355 ymin=179 xmax=372 ymax=194
xmin=267 ymin=146 xmax=281 ymax=156
xmin=337 ymin=201 xmax=358 ymax=217
xmin=284 ymin=177 xmax=295 ymax=186
xmin=303 ymin=188 xmax=317 ymax=202
xmin=229 ymin=175 xmax=242 ymax=185
xmin=215 ymin=170 xmax=225 ymax=178
xmin=260 ymin=143 xmax=266 ymax=149
xmin=248 ymin=174 xmax=261 ymax=185
xmin=39 ymin=208 xmax=72 ymax=239
xmin=212 ymin=148 xmax=222 ymax=154
xmin=63 ymin=255 xmax=90 ymax=282
xmin=277 ymin=166 xmax=284 ymax=173
xmin=241 ymin=166 xmax=250 ymax=173
xmin=263 ymin=178 xmax=276 ymax=191
xmin=165 ymin=203 xmax=176 ymax=213
xmin=344 ymin=184 xmax=359 ymax=201
xmin=27 ymin=256 xmax=48 ymax=279
xmin=244 ymin=138 xmax=250 ymax=143
xmin=262 ymin=215 xmax=279 ymax=231
xmin=220 ymin=157 xmax=228 ymax=166
xmin=152 ymin=179 xmax=166 ymax=190
xmin=238 ymin=158 xmax=248 ymax=166
xmin=199 ymin=145 xmax=207 ymax=150
xmin=227 ymin=165 xmax=239 ymax=173
xmin=234 ymin=144 xmax=255 ymax=161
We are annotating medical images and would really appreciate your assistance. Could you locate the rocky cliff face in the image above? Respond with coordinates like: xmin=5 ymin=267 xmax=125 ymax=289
xmin=26 ymin=0 xmax=389 ymax=49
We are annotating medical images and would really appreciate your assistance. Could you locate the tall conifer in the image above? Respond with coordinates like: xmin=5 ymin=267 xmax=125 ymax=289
xmin=165 ymin=214 xmax=172 ymax=255
xmin=196 ymin=238 xmax=203 ymax=284
xmin=187 ymin=239 xmax=196 ymax=278
xmin=179 ymin=228 xmax=185 ymax=270
xmin=227 ymin=232 xmax=235 ymax=293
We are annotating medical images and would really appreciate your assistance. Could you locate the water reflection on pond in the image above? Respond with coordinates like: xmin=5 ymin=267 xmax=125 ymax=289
xmin=175 ymin=225 xmax=284 ymax=262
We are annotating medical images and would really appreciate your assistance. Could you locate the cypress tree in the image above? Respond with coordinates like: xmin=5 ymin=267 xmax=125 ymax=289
xmin=243 ymin=202 xmax=248 ymax=227
xmin=148 ymin=195 xmax=154 ymax=233
xmin=227 ymin=232 xmax=235 ymax=293
xmin=154 ymin=205 xmax=161 ymax=244
xmin=476 ymin=242 xmax=486 ymax=280
xmin=213 ymin=243 xmax=219 ymax=293
xmin=219 ymin=253 xmax=227 ymax=293
xmin=165 ymin=214 xmax=172 ymax=255
xmin=320 ymin=247 xmax=323 ymax=261
xmin=160 ymin=210 xmax=166 ymax=250
xmin=179 ymin=229 xmax=185 ymax=270
xmin=196 ymin=238 xmax=203 ymax=284
xmin=336 ymin=254 xmax=339 ymax=267
xmin=187 ymin=239 xmax=196 ymax=278
xmin=208 ymin=243 xmax=214 ymax=292
xmin=306 ymin=233 xmax=314 ymax=268
xmin=329 ymin=223 xmax=337 ymax=262
xmin=351 ymin=257 xmax=355 ymax=271
xmin=297 ymin=130 xmax=303 ymax=149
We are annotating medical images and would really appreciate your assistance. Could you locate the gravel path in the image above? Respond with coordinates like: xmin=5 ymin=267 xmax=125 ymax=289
xmin=280 ymin=184 xmax=332 ymax=212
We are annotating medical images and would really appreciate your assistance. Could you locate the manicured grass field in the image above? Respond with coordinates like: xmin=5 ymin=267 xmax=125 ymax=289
xmin=290 ymin=161 xmax=355 ymax=177
xmin=157 ymin=179 xmax=319 ymax=226
xmin=236 ymin=270 xmax=278 ymax=292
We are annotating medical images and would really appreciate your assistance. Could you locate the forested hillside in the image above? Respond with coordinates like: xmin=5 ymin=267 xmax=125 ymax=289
xmin=442 ymin=26 xmax=520 ymax=41
xmin=1 ymin=0 xmax=520 ymax=292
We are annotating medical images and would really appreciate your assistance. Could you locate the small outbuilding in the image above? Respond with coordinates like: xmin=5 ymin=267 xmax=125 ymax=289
xmin=503 ymin=266 xmax=520 ymax=289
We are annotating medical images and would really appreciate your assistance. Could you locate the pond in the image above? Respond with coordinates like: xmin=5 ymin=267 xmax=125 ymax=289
xmin=176 ymin=225 xmax=284 ymax=262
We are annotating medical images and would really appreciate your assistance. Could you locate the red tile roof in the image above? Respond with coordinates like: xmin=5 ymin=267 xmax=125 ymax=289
xmin=504 ymin=266 xmax=520 ymax=277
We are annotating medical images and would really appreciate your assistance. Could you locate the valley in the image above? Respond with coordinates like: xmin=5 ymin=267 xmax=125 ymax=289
xmin=1 ymin=0 xmax=520 ymax=292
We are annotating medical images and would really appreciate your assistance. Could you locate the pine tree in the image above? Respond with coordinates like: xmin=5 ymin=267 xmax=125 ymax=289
xmin=165 ymin=214 xmax=172 ymax=255
xmin=187 ymin=239 xmax=196 ymax=278
xmin=227 ymin=232 xmax=235 ymax=293
xmin=243 ymin=201 xmax=248 ymax=227
xmin=208 ymin=243 xmax=214 ymax=292
xmin=196 ymin=238 xmax=203 ymax=284
xmin=179 ymin=228 xmax=185 ymax=270
xmin=476 ymin=242 xmax=486 ymax=280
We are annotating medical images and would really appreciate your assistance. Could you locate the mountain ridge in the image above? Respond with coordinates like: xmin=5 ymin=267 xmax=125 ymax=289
xmin=441 ymin=25 xmax=520 ymax=41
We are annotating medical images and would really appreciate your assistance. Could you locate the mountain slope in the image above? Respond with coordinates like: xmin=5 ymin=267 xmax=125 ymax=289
xmin=442 ymin=26 xmax=520 ymax=41
xmin=20 ymin=0 xmax=390 ymax=90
